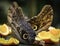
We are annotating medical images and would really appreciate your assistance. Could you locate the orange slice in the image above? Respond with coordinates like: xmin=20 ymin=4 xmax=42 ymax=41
xmin=35 ymin=26 xmax=60 ymax=43
xmin=38 ymin=31 xmax=51 ymax=39
xmin=0 ymin=37 xmax=19 ymax=45
xmin=48 ymin=27 xmax=60 ymax=42
xmin=35 ymin=31 xmax=51 ymax=41
xmin=49 ymin=27 xmax=59 ymax=36
xmin=0 ymin=24 xmax=12 ymax=36
xmin=8 ymin=37 xmax=19 ymax=45
xmin=50 ymin=34 xmax=59 ymax=42
xmin=49 ymin=26 xmax=60 ymax=38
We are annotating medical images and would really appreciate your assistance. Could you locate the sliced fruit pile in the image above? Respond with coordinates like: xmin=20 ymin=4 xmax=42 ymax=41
xmin=35 ymin=26 xmax=60 ymax=43
xmin=0 ymin=24 xmax=19 ymax=45
xmin=0 ymin=24 xmax=12 ymax=36
xmin=0 ymin=37 xmax=19 ymax=45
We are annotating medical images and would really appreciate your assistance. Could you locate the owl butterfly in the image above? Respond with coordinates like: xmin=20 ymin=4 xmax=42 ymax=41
xmin=7 ymin=2 xmax=53 ymax=45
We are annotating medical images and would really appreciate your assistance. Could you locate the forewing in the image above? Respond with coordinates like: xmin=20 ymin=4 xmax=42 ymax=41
xmin=28 ymin=5 xmax=53 ymax=34
xmin=7 ymin=2 xmax=36 ymax=44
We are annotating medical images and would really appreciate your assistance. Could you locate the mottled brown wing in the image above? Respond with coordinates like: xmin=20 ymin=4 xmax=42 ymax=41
xmin=7 ymin=2 xmax=36 ymax=44
xmin=28 ymin=5 xmax=53 ymax=34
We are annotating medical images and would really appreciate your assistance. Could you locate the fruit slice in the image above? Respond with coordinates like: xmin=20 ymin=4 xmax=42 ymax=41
xmin=0 ymin=37 xmax=19 ymax=45
xmin=35 ymin=26 xmax=60 ymax=43
xmin=48 ymin=27 xmax=60 ymax=42
xmin=0 ymin=24 xmax=12 ymax=36
xmin=35 ymin=31 xmax=51 ymax=41
xmin=49 ymin=26 xmax=60 ymax=37
xmin=50 ymin=34 xmax=59 ymax=42
xmin=49 ymin=27 xmax=60 ymax=37
xmin=38 ymin=31 xmax=51 ymax=39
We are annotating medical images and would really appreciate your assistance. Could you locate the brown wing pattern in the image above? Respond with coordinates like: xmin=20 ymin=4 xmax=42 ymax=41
xmin=7 ymin=2 xmax=36 ymax=44
xmin=28 ymin=5 xmax=53 ymax=34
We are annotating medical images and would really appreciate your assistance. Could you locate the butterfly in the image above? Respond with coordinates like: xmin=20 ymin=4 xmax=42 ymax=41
xmin=7 ymin=2 xmax=53 ymax=45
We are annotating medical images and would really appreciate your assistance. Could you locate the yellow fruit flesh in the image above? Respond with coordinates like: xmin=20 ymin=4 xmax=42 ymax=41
xmin=49 ymin=28 xmax=60 ymax=42
xmin=35 ymin=27 xmax=60 ymax=42
xmin=0 ymin=37 xmax=19 ymax=45
xmin=0 ymin=24 xmax=7 ymax=33
xmin=0 ymin=24 xmax=12 ymax=36
xmin=49 ymin=29 xmax=59 ymax=37
xmin=50 ymin=34 xmax=59 ymax=42
xmin=0 ymin=24 xmax=19 ymax=45
xmin=37 ymin=31 xmax=51 ymax=39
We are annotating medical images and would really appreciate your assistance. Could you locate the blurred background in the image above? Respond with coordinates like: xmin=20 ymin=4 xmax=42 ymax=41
xmin=0 ymin=0 xmax=60 ymax=28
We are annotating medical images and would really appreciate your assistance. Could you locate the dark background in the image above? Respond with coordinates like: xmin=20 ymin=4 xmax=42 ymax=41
xmin=0 ymin=0 xmax=60 ymax=28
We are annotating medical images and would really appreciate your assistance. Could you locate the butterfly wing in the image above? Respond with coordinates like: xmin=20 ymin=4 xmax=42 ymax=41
xmin=7 ymin=2 xmax=36 ymax=44
xmin=28 ymin=5 xmax=53 ymax=34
